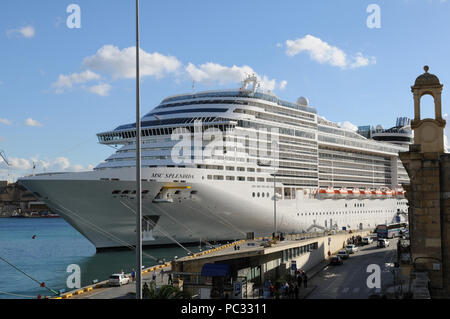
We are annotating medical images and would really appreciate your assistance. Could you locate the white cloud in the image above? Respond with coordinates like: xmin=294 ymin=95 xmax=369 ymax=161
xmin=444 ymin=135 xmax=449 ymax=153
xmin=53 ymin=44 xmax=285 ymax=96
xmin=0 ymin=156 xmax=94 ymax=181
xmin=350 ymin=52 xmax=376 ymax=69
xmin=7 ymin=25 xmax=35 ymax=38
xmin=24 ymin=118 xmax=43 ymax=127
xmin=185 ymin=62 xmax=278 ymax=91
xmin=0 ymin=118 xmax=12 ymax=125
xmin=52 ymin=70 xmax=101 ymax=93
xmin=339 ymin=121 xmax=358 ymax=132
xmin=279 ymin=80 xmax=288 ymax=90
xmin=285 ymin=35 xmax=375 ymax=69
xmin=86 ymin=83 xmax=112 ymax=96
xmin=83 ymin=45 xmax=182 ymax=79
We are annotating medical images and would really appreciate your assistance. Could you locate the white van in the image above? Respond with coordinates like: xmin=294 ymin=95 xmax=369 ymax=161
xmin=362 ymin=237 xmax=374 ymax=245
xmin=109 ymin=274 xmax=130 ymax=286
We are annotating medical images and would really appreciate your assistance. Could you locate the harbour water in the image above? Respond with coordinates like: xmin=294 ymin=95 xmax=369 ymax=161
xmin=0 ymin=218 xmax=196 ymax=299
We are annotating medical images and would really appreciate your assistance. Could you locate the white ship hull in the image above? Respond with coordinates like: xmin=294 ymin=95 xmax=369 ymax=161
xmin=19 ymin=167 xmax=407 ymax=250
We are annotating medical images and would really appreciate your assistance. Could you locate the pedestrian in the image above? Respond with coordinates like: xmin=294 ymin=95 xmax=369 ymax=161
xmin=289 ymin=283 xmax=295 ymax=299
xmin=294 ymin=283 xmax=299 ymax=299
xmin=143 ymin=282 xmax=150 ymax=299
xmin=297 ymin=272 xmax=303 ymax=288
xmin=281 ymin=282 xmax=287 ymax=297
xmin=168 ymin=273 xmax=173 ymax=285
xmin=152 ymin=270 xmax=157 ymax=281
xmin=302 ymin=272 xmax=308 ymax=288
xmin=131 ymin=269 xmax=136 ymax=282
xmin=269 ymin=283 xmax=275 ymax=298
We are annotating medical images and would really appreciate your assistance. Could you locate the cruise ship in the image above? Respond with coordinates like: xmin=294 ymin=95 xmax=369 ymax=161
xmin=19 ymin=76 xmax=410 ymax=250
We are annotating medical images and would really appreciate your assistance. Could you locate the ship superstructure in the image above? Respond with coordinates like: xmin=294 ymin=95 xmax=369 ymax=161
xmin=19 ymin=78 xmax=410 ymax=249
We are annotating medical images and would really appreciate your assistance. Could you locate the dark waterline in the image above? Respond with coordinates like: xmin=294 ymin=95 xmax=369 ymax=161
xmin=0 ymin=218 xmax=197 ymax=299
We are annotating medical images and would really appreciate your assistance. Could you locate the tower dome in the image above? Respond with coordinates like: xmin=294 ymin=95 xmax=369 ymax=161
xmin=414 ymin=65 xmax=441 ymax=87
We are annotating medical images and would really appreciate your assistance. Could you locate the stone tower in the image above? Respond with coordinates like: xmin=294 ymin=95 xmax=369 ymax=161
xmin=400 ymin=66 xmax=450 ymax=298
xmin=411 ymin=66 xmax=446 ymax=153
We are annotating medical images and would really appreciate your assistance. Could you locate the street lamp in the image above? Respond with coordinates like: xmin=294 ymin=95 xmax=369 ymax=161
xmin=135 ymin=0 xmax=143 ymax=300
xmin=272 ymin=141 xmax=278 ymax=237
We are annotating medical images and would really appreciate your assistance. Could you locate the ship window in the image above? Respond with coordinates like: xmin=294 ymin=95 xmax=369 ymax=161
xmin=226 ymin=176 xmax=235 ymax=181
xmin=267 ymin=192 xmax=270 ymax=197
xmin=226 ymin=166 xmax=235 ymax=171
xmin=142 ymin=190 xmax=149 ymax=194
xmin=207 ymin=175 xmax=212 ymax=180
xmin=257 ymin=193 xmax=260 ymax=197
xmin=112 ymin=190 xmax=121 ymax=195
xmin=252 ymin=192 xmax=255 ymax=197
xmin=237 ymin=167 xmax=245 ymax=171
xmin=237 ymin=176 xmax=245 ymax=181
xmin=262 ymin=192 xmax=265 ymax=198
xmin=213 ymin=175 xmax=224 ymax=180
xmin=122 ymin=190 xmax=130 ymax=194
xmin=247 ymin=177 xmax=255 ymax=182
xmin=258 ymin=178 xmax=265 ymax=182
xmin=247 ymin=168 xmax=255 ymax=172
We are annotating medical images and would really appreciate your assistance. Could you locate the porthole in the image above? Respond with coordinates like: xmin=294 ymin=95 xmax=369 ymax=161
xmin=252 ymin=192 xmax=255 ymax=197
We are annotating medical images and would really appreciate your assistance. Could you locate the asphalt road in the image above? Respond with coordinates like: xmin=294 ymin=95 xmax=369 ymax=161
xmin=72 ymin=268 xmax=172 ymax=299
xmin=307 ymin=238 xmax=399 ymax=299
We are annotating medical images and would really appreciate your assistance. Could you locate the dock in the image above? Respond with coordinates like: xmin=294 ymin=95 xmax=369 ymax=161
xmin=56 ymin=229 xmax=370 ymax=299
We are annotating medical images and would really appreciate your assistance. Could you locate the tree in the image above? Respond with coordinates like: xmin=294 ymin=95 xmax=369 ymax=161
xmin=143 ymin=281 xmax=191 ymax=299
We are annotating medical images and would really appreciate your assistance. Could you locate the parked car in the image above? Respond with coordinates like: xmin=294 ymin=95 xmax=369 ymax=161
xmin=337 ymin=249 xmax=350 ymax=260
xmin=329 ymin=256 xmax=343 ymax=265
xmin=377 ymin=239 xmax=390 ymax=248
xmin=361 ymin=236 xmax=374 ymax=245
xmin=345 ymin=244 xmax=358 ymax=254
xmin=109 ymin=273 xmax=130 ymax=286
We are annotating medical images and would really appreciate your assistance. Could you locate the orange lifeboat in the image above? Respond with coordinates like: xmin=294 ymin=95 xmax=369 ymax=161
xmin=363 ymin=189 xmax=371 ymax=197
xmin=385 ymin=190 xmax=393 ymax=197
xmin=396 ymin=189 xmax=405 ymax=198
xmin=318 ymin=188 xmax=334 ymax=198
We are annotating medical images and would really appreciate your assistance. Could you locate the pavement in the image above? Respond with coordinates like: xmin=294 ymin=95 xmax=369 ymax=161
xmin=306 ymin=239 xmax=399 ymax=299
xmin=71 ymin=266 xmax=172 ymax=299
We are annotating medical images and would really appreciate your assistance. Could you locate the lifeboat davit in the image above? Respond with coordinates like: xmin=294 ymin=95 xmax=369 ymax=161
xmin=349 ymin=189 xmax=360 ymax=198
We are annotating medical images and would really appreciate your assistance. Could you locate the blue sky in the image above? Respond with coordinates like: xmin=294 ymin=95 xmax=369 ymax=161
xmin=0 ymin=0 xmax=449 ymax=180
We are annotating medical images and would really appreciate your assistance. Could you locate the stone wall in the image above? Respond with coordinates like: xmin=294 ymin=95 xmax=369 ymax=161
xmin=400 ymin=148 xmax=450 ymax=297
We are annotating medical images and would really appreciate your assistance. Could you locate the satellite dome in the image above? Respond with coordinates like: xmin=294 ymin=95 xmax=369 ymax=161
xmin=297 ymin=96 xmax=309 ymax=106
